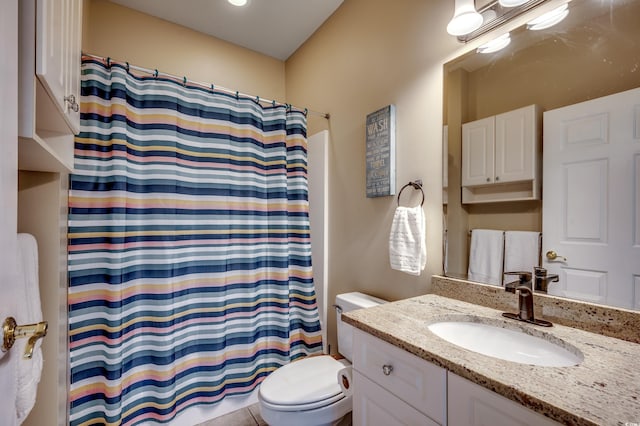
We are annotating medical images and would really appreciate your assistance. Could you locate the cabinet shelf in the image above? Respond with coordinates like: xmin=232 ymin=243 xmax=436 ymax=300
xmin=462 ymin=180 xmax=539 ymax=204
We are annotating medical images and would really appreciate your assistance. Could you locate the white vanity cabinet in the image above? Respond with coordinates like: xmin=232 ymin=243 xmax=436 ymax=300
xmin=461 ymin=104 xmax=541 ymax=203
xmin=352 ymin=329 xmax=447 ymax=426
xmin=447 ymin=373 xmax=560 ymax=426
xmin=18 ymin=0 xmax=83 ymax=173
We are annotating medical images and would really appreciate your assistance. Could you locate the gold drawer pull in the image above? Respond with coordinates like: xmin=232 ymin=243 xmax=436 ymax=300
xmin=2 ymin=317 xmax=48 ymax=359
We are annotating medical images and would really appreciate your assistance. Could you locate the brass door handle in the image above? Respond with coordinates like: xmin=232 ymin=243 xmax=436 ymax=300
xmin=2 ymin=317 xmax=48 ymax=359
xmin=546 ymin=250 xmax=567 ymax=262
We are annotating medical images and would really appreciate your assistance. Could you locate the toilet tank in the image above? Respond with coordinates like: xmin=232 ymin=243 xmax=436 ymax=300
xmin=335 ymin=292 xmax=387 ymax=361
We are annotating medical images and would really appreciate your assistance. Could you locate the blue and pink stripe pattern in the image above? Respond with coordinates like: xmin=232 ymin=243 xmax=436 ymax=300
xmin=68 ymin=57 xmax=322 ymax=425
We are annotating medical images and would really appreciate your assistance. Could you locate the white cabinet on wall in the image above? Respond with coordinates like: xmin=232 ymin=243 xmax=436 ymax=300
xmin=447 ymin=373 xmax=559 ymax=426
xmin=461 ymin=104 xmax=541 ymax=203
xmin=352 ymin=329 xmax=447 ymax=426
xmin=19 ymin=0 xmax=83 ymax=173
xmin=37 ymin=0 xmax=82 ymax=134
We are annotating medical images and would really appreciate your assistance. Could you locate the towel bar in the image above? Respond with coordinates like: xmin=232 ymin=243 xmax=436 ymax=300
xmin=2 ymin=316 xmax=48 ymax=359
xmin=397 ymin=180 xmax=425 ymax=206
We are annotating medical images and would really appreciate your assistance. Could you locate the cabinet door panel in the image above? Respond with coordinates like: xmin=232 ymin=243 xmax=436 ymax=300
xmin=353 ymin=329 xmax=447 ymax=424
xmin=353 ymin=371 xmax=439 ymax=426
xmin=495 ymin=105 xmax=537 ymax=183
xmin=36 ymin=0 xmax=66 ymax=114
xmin=462 ymin=116 xmax=495 ymax=186
xmin=448 ymin=373 xmax=559 ymax=426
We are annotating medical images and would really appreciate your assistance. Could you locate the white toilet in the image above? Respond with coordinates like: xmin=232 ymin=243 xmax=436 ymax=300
xmin=258 ymin=292 xmax=386 ymax=426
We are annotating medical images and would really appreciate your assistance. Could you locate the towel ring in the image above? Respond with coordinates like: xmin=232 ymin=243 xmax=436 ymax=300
xmin=397 ymin=180 xmax=424 ymax=206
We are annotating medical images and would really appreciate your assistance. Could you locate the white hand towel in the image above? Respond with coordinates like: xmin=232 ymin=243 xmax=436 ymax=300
xmin=503 ymin=231 xmax=540 ymax=283
xmin=389 ymin=206 xmax=426 ymax=276
xmin=468 ymin=229 xmax=504 ymax=286
xmin=15 ymin=234 xmax=43 ymax=424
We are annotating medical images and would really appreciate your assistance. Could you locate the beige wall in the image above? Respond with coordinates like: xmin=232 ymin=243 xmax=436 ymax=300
xmin=285 ymin=0 xmax=460 ymax=351
xmin=83 ymin=0 xmax=286 ymax=101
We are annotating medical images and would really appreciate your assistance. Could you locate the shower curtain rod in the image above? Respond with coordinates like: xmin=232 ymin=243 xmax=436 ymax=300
xmin=83 ymin=53 xmax=330 ymax=120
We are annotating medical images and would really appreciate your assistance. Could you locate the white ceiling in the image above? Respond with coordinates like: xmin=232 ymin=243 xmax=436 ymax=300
xmin=109 ymin=0 xmax=344 ymax=61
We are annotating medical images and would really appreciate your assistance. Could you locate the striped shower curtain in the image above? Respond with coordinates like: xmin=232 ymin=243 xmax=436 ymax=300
xmin=68 ymin=58 xmax=323 ymax=425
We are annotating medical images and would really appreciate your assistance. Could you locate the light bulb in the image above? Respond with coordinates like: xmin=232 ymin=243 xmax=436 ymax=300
xmin=527 ymin=4 xmax=569 ymax=30
xmin=447 ymin=0 xmax=483 ymax=36
xmin=499 ymin=0 xmax=529 ymax=7
xmin=228 ymin=0 xmax=248 ymax=6
xmin=477 ymin=33 xmax=511 ymax=54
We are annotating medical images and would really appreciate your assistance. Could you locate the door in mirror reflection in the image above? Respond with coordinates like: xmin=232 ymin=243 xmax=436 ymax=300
xmin=542 ymin=87 xmax=640 ymax=310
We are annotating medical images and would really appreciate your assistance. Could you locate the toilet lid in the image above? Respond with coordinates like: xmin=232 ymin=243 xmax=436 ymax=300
xmin=259 ymin=356 xmax=346 ymax=408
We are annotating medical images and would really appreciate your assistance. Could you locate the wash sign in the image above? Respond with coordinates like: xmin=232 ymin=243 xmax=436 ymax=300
xmin=366 ymin=105 xmax=396 ymax=197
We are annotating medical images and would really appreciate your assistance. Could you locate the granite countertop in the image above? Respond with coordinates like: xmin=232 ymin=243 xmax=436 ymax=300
xmin=343 ymin=294 xmax=640 ymax=426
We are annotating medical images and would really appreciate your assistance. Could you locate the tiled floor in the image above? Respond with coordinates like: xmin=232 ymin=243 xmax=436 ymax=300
xmin=196 ymin=403 xmax=267 ymax=426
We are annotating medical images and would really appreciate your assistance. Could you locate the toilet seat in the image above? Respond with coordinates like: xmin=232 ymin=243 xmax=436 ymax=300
xmin=259 ymin=356 xmax=350 ymax=411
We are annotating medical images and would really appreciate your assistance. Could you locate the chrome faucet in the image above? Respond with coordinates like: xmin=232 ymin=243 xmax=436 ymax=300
xmin=502 ymin=271 xmax=552 ymax=327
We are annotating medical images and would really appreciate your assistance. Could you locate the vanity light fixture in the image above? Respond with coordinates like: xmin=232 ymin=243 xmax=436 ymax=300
xmin=228 ymin=0 xmax=248 ymax=6
xmin=526 ymin=3 xmax=569 ymax=30
xmin=477 ymin=32 xmax=511 ymax=53
xmin=451 ymin=0 xmax=547 ymax=42
xmin=447 ymin=0 xmax=484 ymax=36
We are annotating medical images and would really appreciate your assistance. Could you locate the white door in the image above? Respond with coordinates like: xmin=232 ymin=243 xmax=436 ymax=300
xmin=543 ymin=87 xmax=640 ymax=309
xmin=0 ymin=0 xmax=21 ymax=424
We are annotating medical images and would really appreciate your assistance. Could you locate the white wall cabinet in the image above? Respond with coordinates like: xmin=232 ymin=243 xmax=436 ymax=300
xmin=447 ymin=373 xmax=559 ymax=426
xmin=352 ymin=329 xmax=447 ymax=426
xmin=19 ymin=0 xmax=82 ymax=173
xmin=461 ymin=105 xmax=541 ymax=203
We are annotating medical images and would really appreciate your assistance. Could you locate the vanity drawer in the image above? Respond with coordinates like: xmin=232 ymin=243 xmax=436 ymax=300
xmin=352 ymin=328 xmax=447 ymax=425
xmin=353 ymin=370 xmax=439 ymax=426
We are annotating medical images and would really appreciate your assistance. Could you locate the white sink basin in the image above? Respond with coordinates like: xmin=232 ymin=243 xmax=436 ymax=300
xmin=427 ymin=319 xmax=583 ymax=367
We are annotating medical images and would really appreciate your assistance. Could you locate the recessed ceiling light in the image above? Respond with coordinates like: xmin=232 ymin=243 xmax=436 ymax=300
xmin=228 ymin=0 xmax=248 ymax=6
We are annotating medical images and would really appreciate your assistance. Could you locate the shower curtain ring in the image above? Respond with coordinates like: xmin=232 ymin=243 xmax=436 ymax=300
xmin=272 ymin=100 xmax=276 ymax=107
xmin=126 ymin=62 xmax=130 ymax=72
xmin=255 ymin=95 xmax=260 ymax=104
xmin=183 ymin=76 xmax=187 ymax=87
xmin=154 ymin=69 xmax=159 ymax=78
xmin=235 ymin=91 xmax=239 ymax=99
xmin=106 ymin=57 xmax=111 ymax=68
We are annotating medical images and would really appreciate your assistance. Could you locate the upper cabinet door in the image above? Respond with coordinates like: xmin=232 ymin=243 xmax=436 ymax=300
xmin=494 ymin=105 xmax=538 ymax=184
xmin=462 ymin=116 xmax=495 ymax=187
xmin=35 ymin=0 xmax=81 ymax=134
xmin=64 ymin=0 xmax=82 ymax=133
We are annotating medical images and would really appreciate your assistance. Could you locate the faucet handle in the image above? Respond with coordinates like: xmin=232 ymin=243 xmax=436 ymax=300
xmin=504 ymin=271 xmax=532 ymax=284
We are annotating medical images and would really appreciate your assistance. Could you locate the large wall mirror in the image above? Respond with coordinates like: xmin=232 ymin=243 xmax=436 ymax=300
xmin=443 ymin=0 xmax=640 ymax=310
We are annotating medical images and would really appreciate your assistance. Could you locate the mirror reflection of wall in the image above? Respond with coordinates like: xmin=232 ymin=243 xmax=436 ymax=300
xmin=443 ymin=0 xmax=640 ymax=307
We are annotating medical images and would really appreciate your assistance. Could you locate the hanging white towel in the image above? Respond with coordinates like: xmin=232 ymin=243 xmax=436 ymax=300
xmin=389 ymin=206 xmax=426 ymax=276
xmin=468 ymin=229 xmax=504 ymax=286
xmin=503 ymin=231 xmax=540 ymax=284
xmin=15 ymin=234 xmax=43 ymax=424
